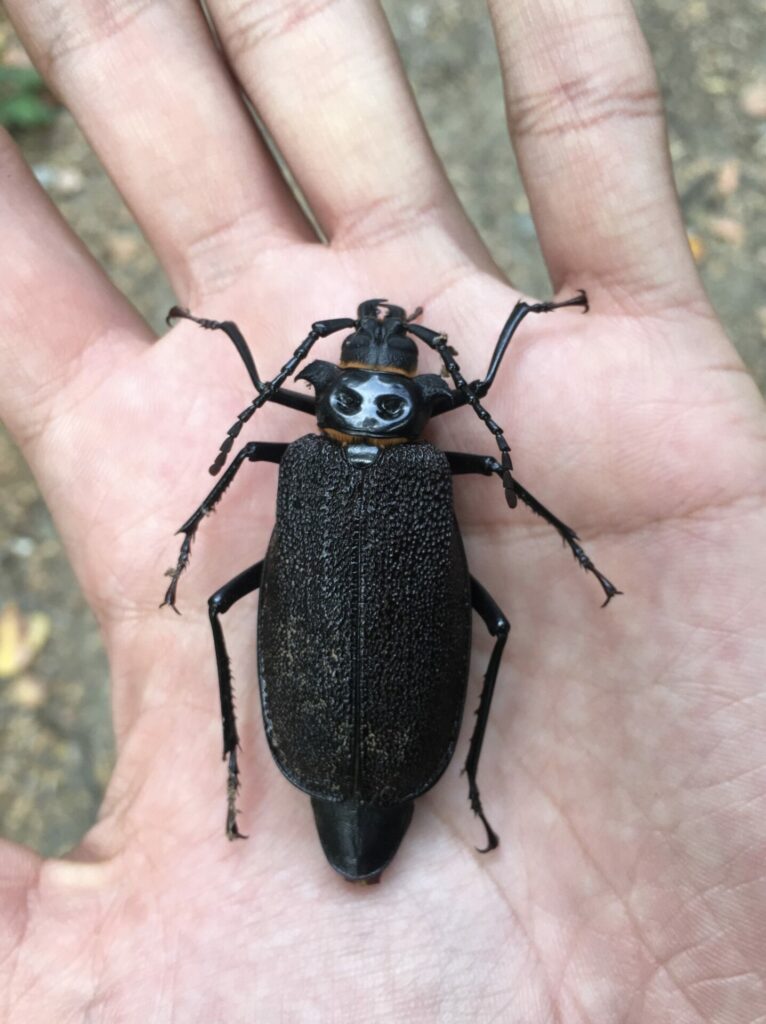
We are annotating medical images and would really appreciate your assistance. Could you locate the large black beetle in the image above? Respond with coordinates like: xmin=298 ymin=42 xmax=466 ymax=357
xmin=163 ymin=296 xmax=619 ymax=882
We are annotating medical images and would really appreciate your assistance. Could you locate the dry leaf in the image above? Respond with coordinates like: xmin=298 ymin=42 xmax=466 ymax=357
xmin=0 ymin=603 xmax=51 ymax=679
xmin=687 ymin=230 xmax=706 ymax=263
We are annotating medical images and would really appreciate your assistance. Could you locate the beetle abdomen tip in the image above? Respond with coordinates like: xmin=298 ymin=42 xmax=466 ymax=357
xmin=310 ymin=796 xmax=414 ymax=883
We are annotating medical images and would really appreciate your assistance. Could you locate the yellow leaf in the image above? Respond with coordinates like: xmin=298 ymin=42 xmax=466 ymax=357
xmin=0 ymin=602 xmax=51 ymax=679
xmin=687 ymin=231 xmax=706 ymax=264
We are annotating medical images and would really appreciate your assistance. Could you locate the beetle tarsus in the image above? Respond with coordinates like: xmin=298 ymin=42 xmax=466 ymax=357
xmin=160 ymin=530 xmax=194 ymax=609
xmin=530 ymin=289 xmax=589 ymax=316
xmin=598 ymin=575 xmax=623 ymax=607
xmin=569 ymin=541 xmax=622 ymax=606
xmin=226 ymin=751 xmax=247 ymax=840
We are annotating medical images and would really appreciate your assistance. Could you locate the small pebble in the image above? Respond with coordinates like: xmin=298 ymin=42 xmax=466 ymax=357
xmin=715 ymin=159 xmax=740 ymax=197
xmin=8 ymin=675 xmax=46 ymax=710
xmin=740 ymin=78 xmax=766 ymax=119
xmin=32 ymin=165 xmax=84 ymax=196
xmin=9 ymin=537 xmax=35 ymax=558
xmin=105 ymin=231 xmax=141 ymax=264
xmin=707 ymin=216 xmax=745 ymax=246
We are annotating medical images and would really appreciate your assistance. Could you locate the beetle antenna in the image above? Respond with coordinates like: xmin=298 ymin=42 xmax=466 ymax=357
xmin=206 ymin=316 xmax=357 ymax=475
xmin=404 ymin=324 xmax=518 ymax=508
xmin=205 ymin=326 xmax=325 ymax=474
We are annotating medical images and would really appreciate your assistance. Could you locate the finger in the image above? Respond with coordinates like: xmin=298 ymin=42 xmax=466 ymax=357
xmin=0 ymin=132 xmax=151 ymax=443
xmin=489 ymin=0 xmax=704 ymax=310
xmin=6 ymin=0 xmax=313 ymax=302
xmin=0 ymin=837 xmax=40 ymax=956
xmin=206 ymin=0 xmax=497 ymax=272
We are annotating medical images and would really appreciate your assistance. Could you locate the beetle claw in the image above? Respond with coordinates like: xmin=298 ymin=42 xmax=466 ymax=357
xmin=474 ymin=814 xmax=500 ymax=854
xmin=467 ymin=782 xmax=500 ymax=853
xmin=600 ymin=584 xmax=624 ymax=608
xmin=166 ymin=305 xmax=189 ymax=326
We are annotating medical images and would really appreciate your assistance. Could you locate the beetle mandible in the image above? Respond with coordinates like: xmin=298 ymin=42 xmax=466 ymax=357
xmin=162 ymin=294 xmax=620 ymax=883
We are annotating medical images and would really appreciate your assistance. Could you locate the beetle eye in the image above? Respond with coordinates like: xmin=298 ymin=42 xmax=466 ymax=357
xmin=333 ymin=387 xmax=362 ymax=413
xmin=376 ymin=395 xmax=406 ymax=420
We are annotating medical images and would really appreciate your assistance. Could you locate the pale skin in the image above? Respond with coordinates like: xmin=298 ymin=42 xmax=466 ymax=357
xmin=1 ymin=0 xmax=765 ymax=1019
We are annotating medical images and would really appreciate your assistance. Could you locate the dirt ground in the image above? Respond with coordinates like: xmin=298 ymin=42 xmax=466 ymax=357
xmin=1 ymin=1 xmax=764 ymax=855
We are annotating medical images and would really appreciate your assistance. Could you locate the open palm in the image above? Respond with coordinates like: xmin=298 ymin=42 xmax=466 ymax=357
xmin=2 ymin=0 xmax=765 ymax=1020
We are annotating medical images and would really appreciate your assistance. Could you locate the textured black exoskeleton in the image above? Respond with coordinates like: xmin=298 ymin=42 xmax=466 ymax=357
xmin=162 ymin=294 xmax=620 ymax=883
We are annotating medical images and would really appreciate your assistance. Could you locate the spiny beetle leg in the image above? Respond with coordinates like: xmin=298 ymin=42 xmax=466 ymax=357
xmin=445 ymin=451 xmax=621 ymax=605
xmin=160 ymin=442 xmax=285 ymax=611
xmin=208 ymin=560 xmax=263 ymax=840
xmin=463 ymin=576 xmax=510 ymax=853
xmin=511 ymin=479 xmax=622 ymax=606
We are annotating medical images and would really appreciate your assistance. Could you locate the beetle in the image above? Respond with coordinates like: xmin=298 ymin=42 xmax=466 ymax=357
xmin=162 ymin=294 xmax=619 ymax=883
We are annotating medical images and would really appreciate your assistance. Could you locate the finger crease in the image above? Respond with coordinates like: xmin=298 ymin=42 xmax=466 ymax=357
xmin=416 ymin=265 xmax=487 ymax=321
xmin=508 ymin=74 xmax=663 ymax=141
xmin=331 ymin=191 xmax=445 ymax=252
xmin=40 ymin=0 xmax=163 ymax=82
xmin=220 ymin=0 xmax=345 ymax=61
xmin=180 ymin=208 xmax=296 ymax=300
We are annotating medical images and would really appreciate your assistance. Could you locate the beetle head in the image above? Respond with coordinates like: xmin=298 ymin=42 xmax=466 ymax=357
xmin=339 ymin=299 xmax=420 ymax=377
xmin=297 ymin=299 xmax=450 ymax=443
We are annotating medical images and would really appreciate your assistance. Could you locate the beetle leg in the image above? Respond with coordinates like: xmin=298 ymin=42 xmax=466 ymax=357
xmin=431 ymin=291 xmax=588 ymax=414
xmin=464 ymin=576 xmax=510 ymax=853
xmin=161 ymin=441 xmax=286 ymax=611
xmin=167 ymin=307 xmax=318 ymax=416
xmin=445 ymin=451 xmax=622 ymax=606
xmin=471 ymin=290 xmax=588 ymax=399
xmin=208 ymin=560 xmax=264 ymax=840
xmin=511 ymin=479 xmax=622 ymax=606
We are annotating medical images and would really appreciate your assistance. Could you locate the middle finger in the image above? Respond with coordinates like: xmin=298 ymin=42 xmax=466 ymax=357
xmin=207 ymin=0 xmax=498 ymax=271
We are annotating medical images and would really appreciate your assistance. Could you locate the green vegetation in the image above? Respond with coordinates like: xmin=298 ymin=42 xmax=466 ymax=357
xmin=0 ymin=66 xmax=57 ymax=132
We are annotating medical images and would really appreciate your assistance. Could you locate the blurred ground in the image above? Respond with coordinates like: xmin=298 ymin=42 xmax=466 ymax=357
xmin=1 ymin=1 xmax=764 ymax=855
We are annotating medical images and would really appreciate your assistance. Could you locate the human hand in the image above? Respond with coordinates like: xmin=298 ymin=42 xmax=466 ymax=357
xmin=1 ymin=0 xmax=764 ymax=1019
